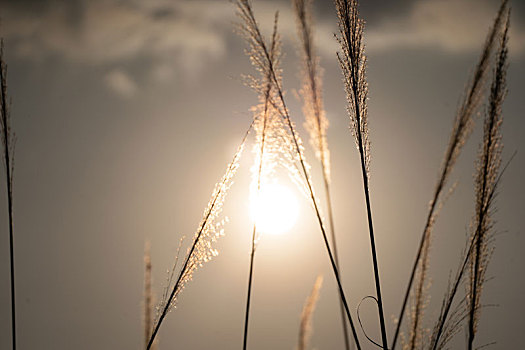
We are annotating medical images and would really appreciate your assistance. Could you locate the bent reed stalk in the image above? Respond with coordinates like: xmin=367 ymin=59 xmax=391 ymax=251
xmin=146 ymin=122 xmax=252 ymax=350
xmin=391 ymin=1 xmax=508 ymax=348
xmin=334 ymin=1 xmax=388 ymax=348
xmin=1 ymin=39 xmax=17 ymax=350
xmin=292 ymin=0 xmax=351 ymax=349
xmin=234 ymin=1 xmax=362 ymax=348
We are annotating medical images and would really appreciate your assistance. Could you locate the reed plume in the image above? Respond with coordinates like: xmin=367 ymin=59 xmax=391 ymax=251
xmin=241 ymin=12 xmax=286 ymax=350
xmin=429 ymin=10 xmax=509 ymax=350
xmin=234 ymin=1 xmax=361 ymax=348
xmin=292 ymin=1 xmax=350 ymax=349
xmin=297 ymin=276 xmax=323 ymax=350
xmin=146 ymin=122 xmax=252 ymax=349
xmin=467 ymin=10 xmax=509 ymax=350
xmin=1 ymin=39 xmax=17 ymax=350
xmin=335 ymin=1 xmax=388 ymax=348
xmin=391 ymin=1 xmax=508 ymax=348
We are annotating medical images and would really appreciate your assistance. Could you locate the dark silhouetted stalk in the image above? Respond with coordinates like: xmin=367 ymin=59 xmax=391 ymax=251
xmin=292 ymin=0 xmax=350 ymax=348
xmin=235 ymin=1 xmax=361 ymax=348
xmin=467 ymin=11 xmax=509 ymax=350
xmin=242 ymin=16 xmax=279 ymax=349
xmin=146 ymin=122 xmax=252 ymax=350
xmin=430 ymin=11 xmax=509 ymax=350
xmin=335 ymin=1 xmax=388 ymax=348
xmin=1 ymin=39 xmax=16 ymax=350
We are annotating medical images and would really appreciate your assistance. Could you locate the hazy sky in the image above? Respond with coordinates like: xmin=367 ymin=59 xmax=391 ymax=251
xmin=0 ymin=0 xmax=524 ymax=349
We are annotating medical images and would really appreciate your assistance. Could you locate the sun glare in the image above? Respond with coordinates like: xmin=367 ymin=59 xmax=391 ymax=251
xmin=251 ymin=183 xmax=299 ymax=235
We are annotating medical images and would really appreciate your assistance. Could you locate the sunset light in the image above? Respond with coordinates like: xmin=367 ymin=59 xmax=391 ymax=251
xmin=251 ymin=183 xmax=299 ymax=235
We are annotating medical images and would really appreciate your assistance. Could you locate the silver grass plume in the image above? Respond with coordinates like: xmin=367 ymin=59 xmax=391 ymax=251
xmin=293 ymin=1 xmax=350 ymax=349
xmin=429 ymin=10 xmax=509 ymax=350
xmin=1 ymin=39 xmax=17 ymax=350
xmin=335 ymin=2 xmax=388 ymax=348
xmin=335 ymin=0 xmax=369 ymax=177
xmin=236 ymin=1 xmax=309 ymax=199
xmin=293 ymin=0 xmax=330 ymax=181
xmin=242 ymin=12 xmax=287 ymax=350
xmin=467 ymin=10 xmax=509 ymax=350
xmin=146 ymin=123 xmax=251 ymax=350
xmin=297 ymin=276 xmax=323 ymax=350
xmin=235 ymin=1 xmax=361 ymax=348
xmin=392 ymin=1 xmax=509 ymax=347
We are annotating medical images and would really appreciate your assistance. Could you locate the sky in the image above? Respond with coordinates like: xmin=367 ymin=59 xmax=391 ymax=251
xmin=0 ymin=0 xmax=524 ymax=349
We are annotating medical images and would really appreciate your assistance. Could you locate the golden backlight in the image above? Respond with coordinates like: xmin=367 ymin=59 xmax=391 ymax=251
xmin=251 ymin=183 xmax=299 ymax=235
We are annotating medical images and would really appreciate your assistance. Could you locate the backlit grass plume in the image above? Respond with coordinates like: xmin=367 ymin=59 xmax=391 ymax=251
xmin=241 ymin=12 xmax=289 ymax=350
xmin=428 ymin=11 xmax=509 ymax=350
xmin=234 ymin=1 xmax=361 ymax=348
xmin=1 ymin=39 xmax=17 ymax=350
xmin=392 ymin=1 xmax=509 ymax=348
xmin=297 ymin=276 xmax=323 ymax=350
xmin=467 ymin=11 xmax=509 ymax=350
xmin=146 ymin=123 xmax=251 ymax=350
xmin=335 ymin=1 xmax=388 ymax=348
xmin=292 ymin=1 xmax=350 ymax=349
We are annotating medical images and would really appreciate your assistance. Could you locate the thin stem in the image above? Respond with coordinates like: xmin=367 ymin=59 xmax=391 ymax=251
xmin=243 ymin=77 xmax=271 ymax=350
xmin=1 ymin=41 xmax=16 ymax=350
xmin=235 ymin=2 xmax=360 ymax=346
xmin=293 ymin=0 xmax=350 ymax=346
xmin=358 ymin=139 xmax=388 ymax=350
xmin=242 ymin=225 xmax=257 ymax=350
xmin=275 ymin=75 xmax=362 ymax=350
xmin=146 ymin=122 xmax=252 ymax=350
xmin=324 ymin=173 xmax=352 ymax=350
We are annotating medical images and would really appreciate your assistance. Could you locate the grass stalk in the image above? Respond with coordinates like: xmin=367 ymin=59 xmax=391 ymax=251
xmin=430 ymin=12 xmax=509 ymax=350
xmin=292 ymin=1 xmax=351 ymax=348
xmin=467 ymin=11 xmax=509 ymax=350
xmin=297 ymin=276 xmax=323 ymax=350
xmin=1 ymin=39 xmax=16 ymax=350
xmin=146 ymin=122 xmax=252 ymax=350
xmin=334 ymin=1 xmax=388 ymax=348
xmin=235 ymin=1 xmax=361 ymax=348
xmin=242 ymin=16 xmax=279 ymax=348
xmin=390 ymin=1 xmax=508 ymax=347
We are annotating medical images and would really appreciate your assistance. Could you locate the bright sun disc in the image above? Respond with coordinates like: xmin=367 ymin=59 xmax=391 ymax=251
xmin=251 ymin=183 xmax=299 ymax=235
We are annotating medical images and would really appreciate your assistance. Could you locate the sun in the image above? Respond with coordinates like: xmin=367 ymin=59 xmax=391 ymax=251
xmin=250 ymin=183 xmax=299 ymax=235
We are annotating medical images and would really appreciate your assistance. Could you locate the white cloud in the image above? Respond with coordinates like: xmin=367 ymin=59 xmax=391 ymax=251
xmin=105 ymin=69 xmax=138 ymax=98
xmin=365 ymin=0 xmax=525 ymax=56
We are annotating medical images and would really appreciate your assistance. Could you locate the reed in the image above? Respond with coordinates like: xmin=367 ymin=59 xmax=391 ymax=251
xmin=391 ymin=1 xmax=509 ymax=348
xmin=428 ymin=10 xmax=509 ymax=350
xmin=234 ymin=0 xmax=362 ymax=348
xmin=146 ymin=122 xmax=252 ymax=349
xmin=292 ymin=0 xmax=351 ymax=348
xmin=334 ymin=1 xmax=389 ymax=348
xmin=467 ymin=10 xmax=509 ymax=350
xmin=297 ymin=276 xmax=323 ymax=350
xmin=242 ymin=13 xmax=283 ymax=350
xmin=0 ymin=39 xmax=16 ymax=350
xmin=142 ymin=1 xmax=512 ymax=349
